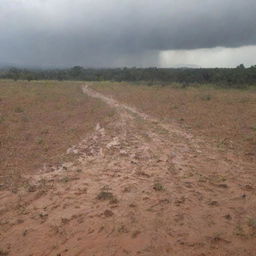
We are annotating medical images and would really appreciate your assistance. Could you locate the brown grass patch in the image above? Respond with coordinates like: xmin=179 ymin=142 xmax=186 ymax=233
xmin=0 ymin=80 xmax=115 ymax=187
xmin=91 ymin=82 xmax=256 ymax=158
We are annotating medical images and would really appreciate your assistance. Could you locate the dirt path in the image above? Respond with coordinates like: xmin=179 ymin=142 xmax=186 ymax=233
xmin=0 ymin=86 xmax=255 ymax=256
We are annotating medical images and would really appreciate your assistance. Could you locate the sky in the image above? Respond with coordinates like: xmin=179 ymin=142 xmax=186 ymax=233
xmin=0 ymin=0 xmax=256 ymax=68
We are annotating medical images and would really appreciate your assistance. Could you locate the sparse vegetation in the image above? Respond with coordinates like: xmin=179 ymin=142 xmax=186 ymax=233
xmin=0 ymin=115 xmax=4 ymax=123
xmin=234 ymin=225 xmax=247 ymax=237
xmin=97 ymin=191 xmax=115 ymax=201
xmin=248 ymin=218 xmax=256 ymax=229
xmin=0 ymin=80 xmax=256 ymax=256
xmin=251 ymin=126 xmax=256 ymax=131
xmin=104 ymin=209 xmax=114 ymax=217
xmin=14 ymin=106 xmax=24 ymax=113
xmin=0 ymin=249 xmax=8 ymax=256
xmin=153 ymin=182 xmax=165 ymax=191
xmin=200 ymin=94 xmax=212 ymax=101
xmin=92 ymin=82 xmax=256 ymax=156
xmin=0 ymin=80 xmax=115 ymax=188
xmin=131 ymin=230 xmax=141 ymax=238
xmin=61 ymin=176 xmax=70 ymax=183
xmin=118 ymin=225 xmax=129 ymax=233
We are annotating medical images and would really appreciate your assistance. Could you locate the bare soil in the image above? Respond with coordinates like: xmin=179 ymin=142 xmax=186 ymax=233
xmin=0 ymin=83 xmax=256 ymax=256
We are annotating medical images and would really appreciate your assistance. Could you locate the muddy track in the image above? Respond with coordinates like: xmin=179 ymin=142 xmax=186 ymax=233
xmin=0 ymin=86 xmax=255 ymax=256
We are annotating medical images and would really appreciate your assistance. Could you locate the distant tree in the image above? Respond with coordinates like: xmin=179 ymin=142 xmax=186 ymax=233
xmin=236 ymin=64 xmax=245 ymax=69
xmin=26 ymin=74 xmax=33 ymax=81
xmin=8 ymin=67 xmax=20 ymax=81
xmin=70 ymin=66 xmax=84 ymax=79
xmin=1 ymin=65 xmax=256 ymax=87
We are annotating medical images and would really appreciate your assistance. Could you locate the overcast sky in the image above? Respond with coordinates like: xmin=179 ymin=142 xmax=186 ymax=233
xmin=0 ymin=0 xmax=256 ymax=68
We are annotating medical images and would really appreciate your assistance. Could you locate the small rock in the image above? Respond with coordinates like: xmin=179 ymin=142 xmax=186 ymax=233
xmin=95 ymin=123 xmax=101 ymax=131
xmin=120 ymin=150 xmax=128 ymax=156
xmin=106 ymin=137 xmax=120 ymax=149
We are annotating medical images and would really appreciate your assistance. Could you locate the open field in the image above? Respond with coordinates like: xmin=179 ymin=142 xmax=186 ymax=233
xmin=0 ymin=80 xmax=115 ymax=188
xmin=92 ymin=82 xmax=256 ymax=160
xmin=0 ymin=81 xmax=256 ymax=256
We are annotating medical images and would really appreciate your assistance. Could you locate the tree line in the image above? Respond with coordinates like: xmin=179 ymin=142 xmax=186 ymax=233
xmin=1 ymin=65 xmax=256 ymax=88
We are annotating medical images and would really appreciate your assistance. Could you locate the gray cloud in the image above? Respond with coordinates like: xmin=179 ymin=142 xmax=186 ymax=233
xmin=0 ymin=0 xmax=256 ymax=67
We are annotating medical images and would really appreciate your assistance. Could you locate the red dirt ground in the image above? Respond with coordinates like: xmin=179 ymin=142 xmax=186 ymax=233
xmin=0 ymin=84 xmax=255 ymax=256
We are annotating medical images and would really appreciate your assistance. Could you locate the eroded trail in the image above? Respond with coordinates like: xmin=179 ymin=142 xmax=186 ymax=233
xmin=0 ymin=86 xmax=255 ymax=256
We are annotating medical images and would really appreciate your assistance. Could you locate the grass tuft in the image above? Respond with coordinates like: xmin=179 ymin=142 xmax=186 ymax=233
xmin=97 ymin=191 xmax=115 ymax=201
xmin=14 ymin=106 xmax=24 ymax=113
xmin=153 ymin=182 xmax=165 ymax=191
xmin=0 ymin=249 xmax=8 ymax=256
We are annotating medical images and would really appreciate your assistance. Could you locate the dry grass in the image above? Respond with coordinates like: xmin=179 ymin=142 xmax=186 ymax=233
xmin=91 ymin=82 xmax=256 ymax=157
xmin=0 ymin=80 xmax=115 ymax=187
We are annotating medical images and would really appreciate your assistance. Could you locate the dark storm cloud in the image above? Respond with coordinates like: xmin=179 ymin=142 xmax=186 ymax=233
xmin=0 ymin=0 xmax=256 ymax=67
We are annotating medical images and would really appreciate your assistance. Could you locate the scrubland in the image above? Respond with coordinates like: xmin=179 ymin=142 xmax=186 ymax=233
xmin=0 ymin=80 xmax=114 ymax=188
xmin=92 ymin=82 xmax=256 ymax=160
xmin=0 ymin=80 xmax=256 ymax=256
